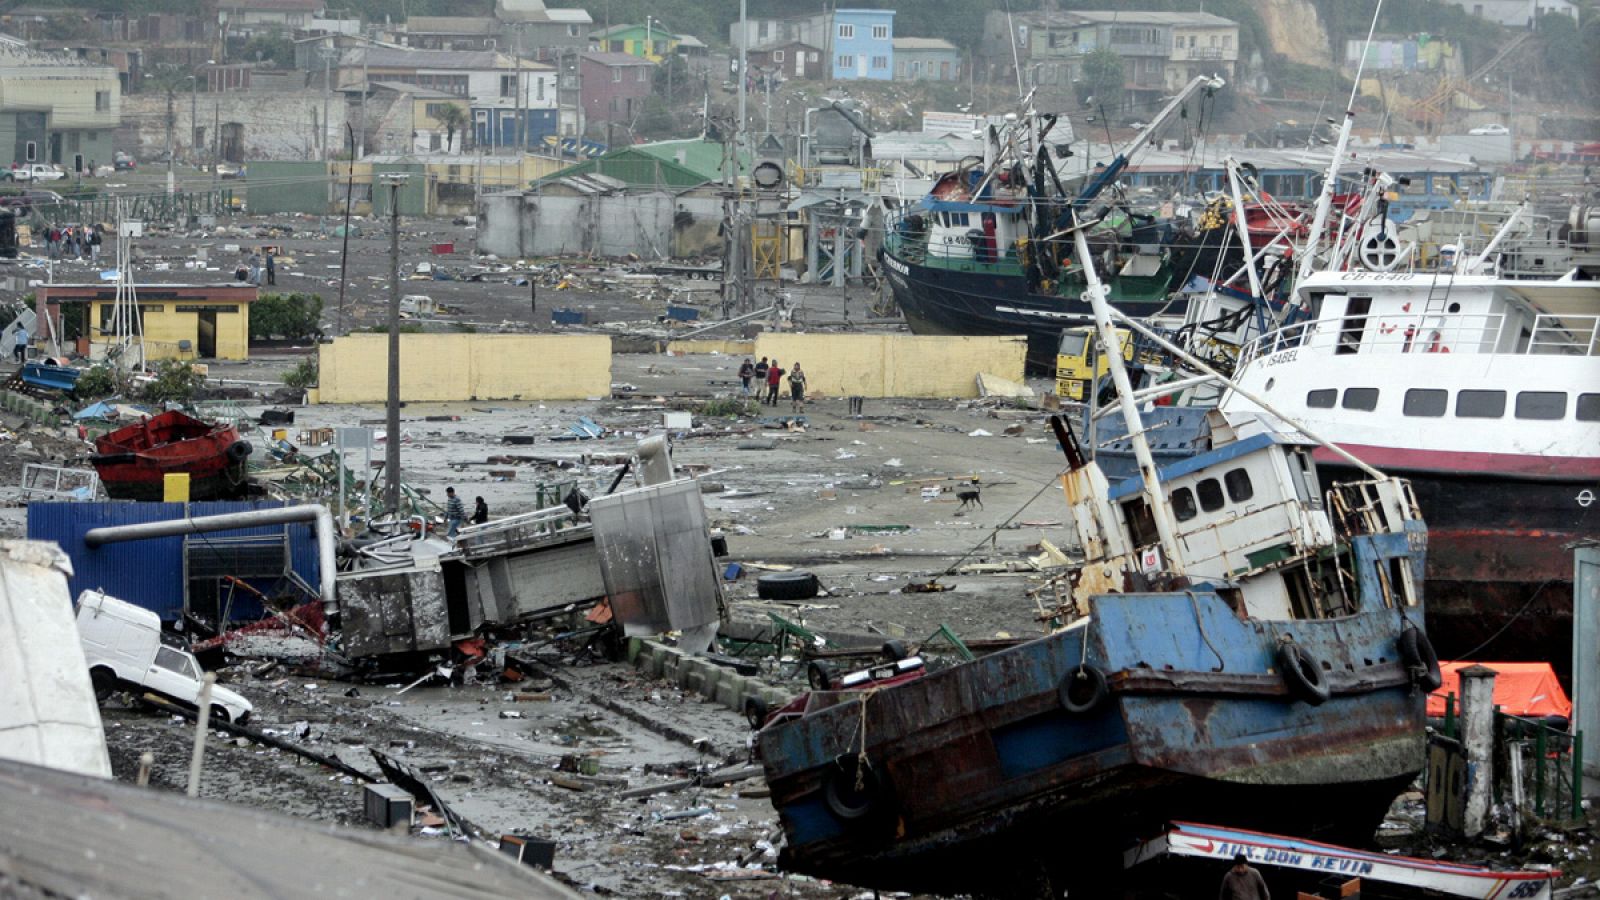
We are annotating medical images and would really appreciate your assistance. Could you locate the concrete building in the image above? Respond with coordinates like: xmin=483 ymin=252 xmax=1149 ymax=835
xmin=403 ymin=17 xmax=501 ymax=51
xmin=1440 ymin=0 xmax=1577 ymax=27
xmin=828 ymin=9 xmax=894 ymax=81
xmin=494 ymin=0 xmax=593 ymax=61
xmin=578 ymin=52 xmax=655 ymax=130
xmin=981 ymin=10 xmax=1237 ymax=102
xmin=120 ymin=89 xmax=345 ymax=163
xmin=892 ymin=37 xmax=961 ymax=82
xmin=747 ymin=41 xmax=824 ymax=81
xmin=341 ymin=47 xmax=557 ymax=150
xmin=211 ymin=0 xmax=325 ymax=39
xmin=0 ymin=46 xmax=119 ymax=173
xmin=36 ymin=283 xmax=258 ymax=362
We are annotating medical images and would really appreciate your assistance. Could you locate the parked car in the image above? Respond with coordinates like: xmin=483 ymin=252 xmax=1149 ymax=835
xmin=216 ymin=162 xmax=244 ymax=179
xmin=0 ymin=190 xmax=64 ymax=212
xmin=113 ymin=152 xmax=136 ymax=171
xmin=3 ymin=163 xmax=65 ymax=182
xmin=76 ymin=589 xmax=254 ymax=724
xmin=1468 ymin=123 xmax=1510 ymax=136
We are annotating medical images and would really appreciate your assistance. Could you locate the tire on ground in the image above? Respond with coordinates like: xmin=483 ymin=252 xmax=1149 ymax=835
xmin=757 ymin=571 xmax=819 ymax=601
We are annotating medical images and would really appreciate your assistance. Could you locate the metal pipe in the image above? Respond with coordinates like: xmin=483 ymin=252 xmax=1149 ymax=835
xmin=85 ymin=504 xmax=339 ymax=614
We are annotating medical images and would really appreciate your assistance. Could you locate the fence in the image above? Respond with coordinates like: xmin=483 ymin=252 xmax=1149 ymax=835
xmin=23 ymin=188 xmax=237 ymax=228
xmin=1440 ymin=693 xmax=1584 ymax=824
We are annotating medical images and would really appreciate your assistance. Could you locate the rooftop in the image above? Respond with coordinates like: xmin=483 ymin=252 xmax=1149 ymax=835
xmin=1013 ymin=10 xmax=1237 ymax=28
xmin=579 ymin=51 xmax=657 ymax=68
xmin=590 ymin=22 xmax=678 ymax=39
xmin=348 ymin=47 xmax=552 ymax=71
xmin=213 ymin=0 xmax=326 ymax=11
xmin=892 ymin=37 xmax=958 ymax=51
xmin=0 ymin=44 xmax=117 ymax=69
xmin=404 ymin=16 xmax=498 ymax=34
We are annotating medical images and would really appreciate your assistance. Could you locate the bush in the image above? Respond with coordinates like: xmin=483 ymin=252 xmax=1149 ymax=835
xmin=697 ymin=397 xmax=757 ymax=418
xmin=139 ymin=359 xmax=205 ymax=406
xmin=283 ymin=359 xmax=318 ymax=391
xmin=72 ymin=364 xmax=118 ymax=401
xmin=363 ymin=323 xmax=425 ymax=334
xmin=250 ymin=292 xmax=324 ymax=341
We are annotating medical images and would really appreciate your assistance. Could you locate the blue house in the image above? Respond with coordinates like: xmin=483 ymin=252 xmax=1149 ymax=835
xmin=830 ymin=8 xmax=894 ymax=81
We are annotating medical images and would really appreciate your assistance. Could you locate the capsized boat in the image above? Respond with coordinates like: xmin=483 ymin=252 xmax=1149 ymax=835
xmin=90 ymin=410 xmax=253 ymax=501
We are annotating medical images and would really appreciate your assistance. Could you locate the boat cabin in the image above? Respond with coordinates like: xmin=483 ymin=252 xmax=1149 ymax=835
xmin=1067 ymin=425 xmax=1422 ymax=622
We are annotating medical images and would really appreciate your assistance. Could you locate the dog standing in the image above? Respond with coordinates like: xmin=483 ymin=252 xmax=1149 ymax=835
xmin=956 ymin=486 xmax=983 ymax=510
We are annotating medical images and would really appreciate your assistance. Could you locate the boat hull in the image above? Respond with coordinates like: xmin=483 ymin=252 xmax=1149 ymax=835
xmin=91 ymin=411 xmax=252 ymax=501
xmin=1318 ymin=459 xmax=1590 ymax=681
xmin=760 ymin=530 xmax=1429 ymax=895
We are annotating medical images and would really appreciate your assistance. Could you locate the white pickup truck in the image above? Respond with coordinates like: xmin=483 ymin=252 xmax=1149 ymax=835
xmin=77 ymin=590 xmax=253 ymax=724
xmin=3 ymin=164 xmax=65 ymax=182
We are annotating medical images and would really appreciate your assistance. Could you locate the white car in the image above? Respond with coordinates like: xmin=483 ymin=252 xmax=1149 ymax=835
xmin=1467 ymin=123 xmax=1509 ymax=136
xmin=4 ymin=163 xmax=66 ymax=182
xmin=77 ymin=589 xmax=254 ymax=724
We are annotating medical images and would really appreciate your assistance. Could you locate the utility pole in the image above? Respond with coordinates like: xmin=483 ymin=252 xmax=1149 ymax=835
xmin=322 ymin=48 xmax=333 ymax=160
xmin=515 ymin=26 xmax=525 ymax=153
xmin=165 ymin=86 xmax=176 ymax=197
xmin=380 ymin=172 xmax=409 ymax=517
xmin=358 ymin=45 xmax=369 ymax=159
xmin=737 ymin=0 xmax=748 ymax=152
xmin=190 ymin=76 xmax=198 ymax=166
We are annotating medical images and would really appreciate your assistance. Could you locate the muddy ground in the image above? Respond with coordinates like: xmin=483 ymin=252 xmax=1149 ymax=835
xmin=3 ymin=217 xmax=1596 ymax=898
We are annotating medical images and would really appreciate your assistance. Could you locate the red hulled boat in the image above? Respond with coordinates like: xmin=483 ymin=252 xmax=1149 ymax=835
xmin=90 ymin=410 xmax=253 ymax=501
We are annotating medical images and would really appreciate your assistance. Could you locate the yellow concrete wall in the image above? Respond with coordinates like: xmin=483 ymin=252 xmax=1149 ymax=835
xmin=316 ymin=333 xmax=611 ymax=402
xmin=665 ymin=339 xmax=755 ymax=356
xmin=90 ymin=300 xmax=250 ymax=360
xmin=752 ymin=334 xmax=1027 ymax=398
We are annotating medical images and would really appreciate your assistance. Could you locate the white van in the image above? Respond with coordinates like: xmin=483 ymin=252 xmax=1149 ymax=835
xmin=76 ymin=590 xmax=253 ymax=724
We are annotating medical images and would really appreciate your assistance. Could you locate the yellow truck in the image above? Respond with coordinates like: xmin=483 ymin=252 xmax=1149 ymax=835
xmin=1055 ymin=326 xmax=1164 ymax=402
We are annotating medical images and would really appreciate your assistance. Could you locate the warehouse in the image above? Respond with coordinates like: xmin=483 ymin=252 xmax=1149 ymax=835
xmin=35 ymin=283 xmax=257 ymax=361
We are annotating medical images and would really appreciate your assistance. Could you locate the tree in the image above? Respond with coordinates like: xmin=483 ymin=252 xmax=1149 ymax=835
xmin=241 ymin=33 xmax=294 ymax=69
xmin=1080 ymin=47 xmax=1126 ymax=112
xmin=434 ymin=103 xmax=469 ymax=152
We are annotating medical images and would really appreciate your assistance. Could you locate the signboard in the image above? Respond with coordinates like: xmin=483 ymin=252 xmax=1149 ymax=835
xmin=1126 ymin=822 xmax=1553 ymax=900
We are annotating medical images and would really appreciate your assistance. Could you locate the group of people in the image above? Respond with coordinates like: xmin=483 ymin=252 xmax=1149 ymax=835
xmin=44 ymin=224 xmax=102 ymax=263
xmin=443 ymin=487 xmax=490 ymax=537
xmin=234 ymin=249 xmax=276 ymax=287
xmin=738 ymin=356 xmax=807 ymax=411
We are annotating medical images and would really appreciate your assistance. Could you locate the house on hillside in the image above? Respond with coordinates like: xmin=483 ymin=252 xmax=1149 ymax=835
xmin=893 ymin=37 xmax=961 ymax=81
xmin=578 ymin=51 xmax=655 ymax=130
xmin=747 ymin=41 xmax=824 ymax=81
xmin=211 ymin=0 xmax=325 ymax=39
xmin=590 ymin=23 xmax=679 ymax=63
xmin=828 ymin=9 xmax=894 ymax=81
xmin=495 ymin=0 xmax=592 ymax=60
xmin=0 ymin=45 xmax=119 ymax=172
xmin=403 ymin=17 xmax=501 ymax=51
xmin=1438 ymin=0 xmax=1576 ymax=28
xmin=342 ymin=47 xmax=557 ymax=150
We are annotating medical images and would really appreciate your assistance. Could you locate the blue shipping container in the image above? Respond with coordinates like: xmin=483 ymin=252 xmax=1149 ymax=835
xmin=27 ymin=501 xmax=323 ymax=623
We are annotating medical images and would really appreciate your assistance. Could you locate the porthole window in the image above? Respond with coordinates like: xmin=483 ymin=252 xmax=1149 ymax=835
xmin=1456 ymin=390 xmax=1506 ymax=418
xmin=1197 ymin=478 xmax=1224 ymax=512
xmin=1514 ymin=391 xmax=1566 ymax=420
xmin=1307 ymin=389 xmax=1336 ymax=409
xmin=1342 ymin=387 xmax=1379 ymax=411
xmin=1171 ymin=487 xmax=1197 ymax=522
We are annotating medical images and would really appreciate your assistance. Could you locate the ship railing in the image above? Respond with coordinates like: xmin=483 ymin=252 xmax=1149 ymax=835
xmin=883 ymin=229 xmax=1022 ymax=270
xmin=1240 ymin=310 xmax=1600 ymax=365
xmin=1529 ymin=313 xmax=1599 ymax=356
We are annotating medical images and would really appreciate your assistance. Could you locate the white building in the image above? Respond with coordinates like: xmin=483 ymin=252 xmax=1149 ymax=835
xmin=1440 ymin=0 xmax=1577 ymax=28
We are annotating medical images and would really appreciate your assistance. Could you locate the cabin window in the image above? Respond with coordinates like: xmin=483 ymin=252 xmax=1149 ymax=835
xmin=1514 ymin=391 xmax=1566 ymax=420
xmin=1170 ymin=487 xmax=1197 ymax=522
xmin=1224 ymin=468 xmax=1253 ymax=502
xmin=1337 ymin=296 xmax=1372 ymax=354
xmin=1341 ymin=387 xmax=1379 ymax=411
xmin=1306 ymin=389 xmax=1336 ymax=408
xmin=1122 ymin=498 xmax=1161 ymax=548
xmin=1059 ymin=331 xmax=1089 ymax=357
xmin=1402 ymin=388 xmax=1447 ymax=417
xmin=1456 ymin=389 xmax=1506 ymax=418
xmin=1288 ymin=450 xmax=1322 ymax=509
xmin=1577 ymin=393 xmax=1600 ymax=422
xmin=1196 ymin=478 xmax=1225 ymax=512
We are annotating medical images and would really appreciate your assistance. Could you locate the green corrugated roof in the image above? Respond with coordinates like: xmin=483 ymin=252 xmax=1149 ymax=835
xmin=537 ymin=139 xmax=751 ymax=189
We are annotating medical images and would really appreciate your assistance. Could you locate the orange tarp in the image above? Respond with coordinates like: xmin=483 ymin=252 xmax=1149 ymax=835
xmin=1427 ymin=661 xmax=1572 ymax=719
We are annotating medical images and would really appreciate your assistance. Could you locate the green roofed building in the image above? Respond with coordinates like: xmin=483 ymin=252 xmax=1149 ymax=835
xmin=534 ymin=138 xmax=751 ymax=190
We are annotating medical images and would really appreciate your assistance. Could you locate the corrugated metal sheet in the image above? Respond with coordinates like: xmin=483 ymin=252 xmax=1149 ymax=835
xmin=26 ymin=501 xmax=323 ymax=621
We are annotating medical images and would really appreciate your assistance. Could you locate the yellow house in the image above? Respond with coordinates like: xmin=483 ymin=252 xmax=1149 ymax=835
xmin=38 ymin=283 xmax=257 ymax=361
xmin=590 ymin=23 xmax=680 ymax=63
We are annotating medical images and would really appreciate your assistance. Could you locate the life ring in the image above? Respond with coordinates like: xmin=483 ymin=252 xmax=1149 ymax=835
xmin=227 ymin=440 xmax=253 ymax=462
xmin=1058 ymin=663 xmax=1109 ymax=715
xmin=823 ymin=755 xmax=886 ymax=822
xmin=1399 ymin=627 xmax=1443 ymax=692
xmin=1276 ymin=642 xmax=1331 ymax=706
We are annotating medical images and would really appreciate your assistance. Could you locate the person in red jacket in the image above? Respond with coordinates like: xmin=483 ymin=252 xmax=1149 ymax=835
xmin=765 ymin=361 xmax=784 ymax=406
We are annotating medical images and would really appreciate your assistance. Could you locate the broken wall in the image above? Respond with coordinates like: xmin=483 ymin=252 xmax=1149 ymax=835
xmin=752 ymin=334 xmax=1027 ymax=398
xmin=475 ymin=189 xmax=721 ymax=260
xmin=314 ymin=333 xmax=611 ymax=403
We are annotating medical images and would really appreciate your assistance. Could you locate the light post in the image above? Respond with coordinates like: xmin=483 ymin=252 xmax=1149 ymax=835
xmin=379 ymin=172 xmax=410 ymax=517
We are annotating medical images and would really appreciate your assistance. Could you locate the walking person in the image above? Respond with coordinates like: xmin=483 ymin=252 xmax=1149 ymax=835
xmin=444 ymin=486 xmax=465 ymax=537
xmin=737 ymin=357 xmax=754 ymax=395
xmin=764 ymin=360 xmax=784 ymax=406
xmin=472 ymin=496 xmax=489 ymax=525
xmin=265 ymin=249 xmax=276 ymax=286
xmin=753 ymin=357 xmax=769 ymax=393
xmin=787 ymin=362 xmax=807 ymax=413
xmin=89 ymin=226 xmax=101 ymax=264
xmin=247 ymin=251 xmax=263 ymax=287
xmin=1218 ymin=853 xmax=1270 ymax=900
xmin=46 ymin=226 xmax=58 ymax=259
xmin=11 ymin=323 xmax=26 ymax=364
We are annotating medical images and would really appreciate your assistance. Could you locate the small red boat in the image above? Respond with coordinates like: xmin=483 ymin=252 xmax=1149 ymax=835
xmin=90 ymin=410 xmax=253 ymax=501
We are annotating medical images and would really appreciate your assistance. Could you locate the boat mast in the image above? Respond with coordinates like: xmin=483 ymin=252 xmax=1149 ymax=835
xmin=1224 ymin=158 xmax=1267 ymax=303
xmin=1297 ymin=0 xmax=1384 ymax=284
xmin=1071 ymin=222 xmax=1187 ymax=575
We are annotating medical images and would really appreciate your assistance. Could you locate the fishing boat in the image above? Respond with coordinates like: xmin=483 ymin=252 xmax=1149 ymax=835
xmin=90 ymin=410 xmax=253 ymax=501
xmin=880 ymin=75 xmax=1228 ymax=372
xmin=757 ymin=212 xmax=1438 ymax=895
xmin=1223 ymin=202 xmax=1600 ymax=680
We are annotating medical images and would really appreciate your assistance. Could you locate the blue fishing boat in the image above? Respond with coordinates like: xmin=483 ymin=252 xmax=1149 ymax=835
xmin=755 ymin=199 xmax=1439 ymax=895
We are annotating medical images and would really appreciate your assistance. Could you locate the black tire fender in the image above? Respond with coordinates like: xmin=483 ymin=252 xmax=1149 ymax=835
xmin=823 ymin=755 xmax=885 ymax=822
xmin=806 ymin=660 xmax=835 ymax=691
xmin=227 ymin=440 xmax=253 ymax=462
xmin=1058 ymin=664 xmax=1109 ymax=715
xmin=1399 ymin=626 xmax=1443 ymax=692
xmin=757 ymin=571 xmax=819 ymax=601
xmin=1277 ymin=642 xmax=1331 ymax=706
